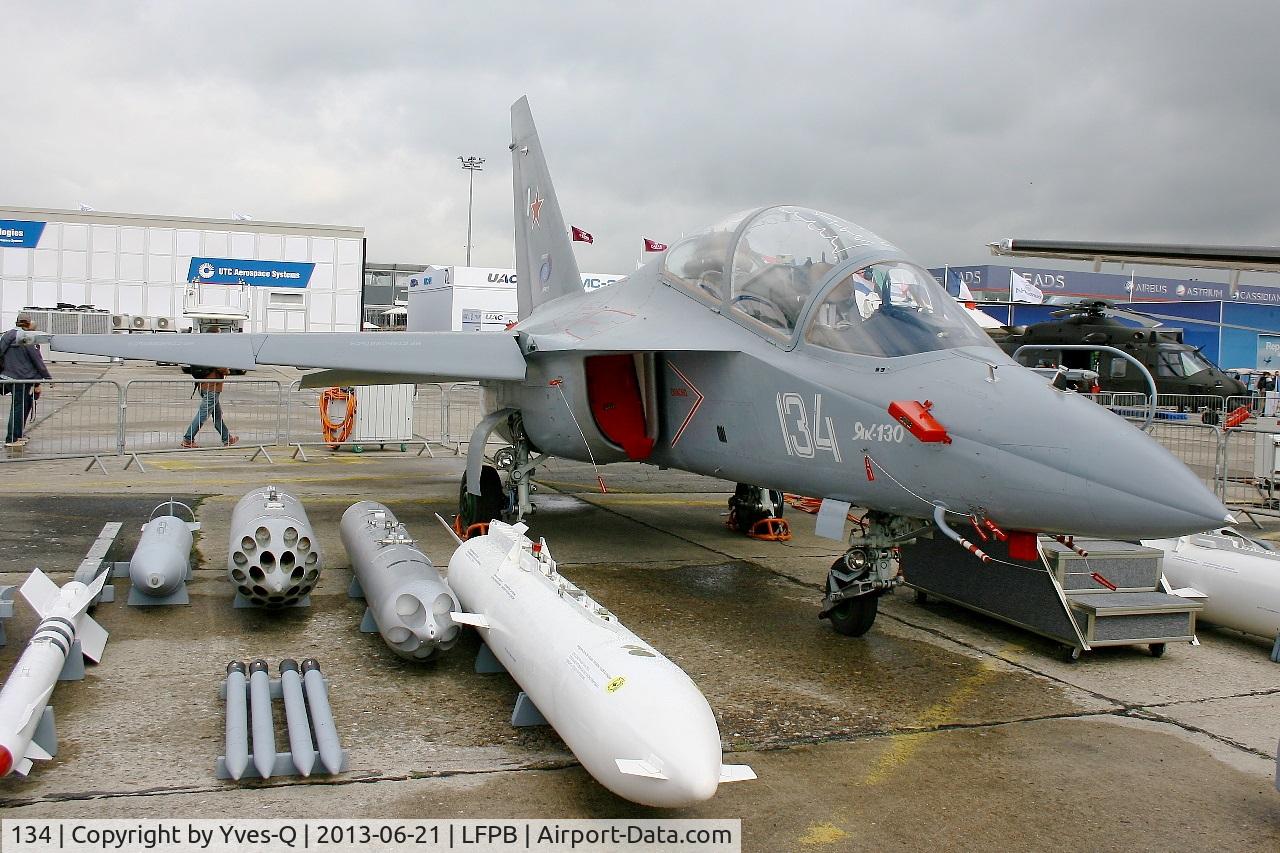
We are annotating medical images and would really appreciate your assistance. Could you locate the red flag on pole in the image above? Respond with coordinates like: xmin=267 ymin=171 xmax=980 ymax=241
xmin=570 ymin=226 xmax=593 ymax=243
xmin=643 ymin=238 xmax=668 ymax=252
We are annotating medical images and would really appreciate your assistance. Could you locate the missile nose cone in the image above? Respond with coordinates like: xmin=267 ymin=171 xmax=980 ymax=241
xmin=659 ymin=765 xmax=719 ymax=807
xmin=0 ymin=745 xmax=12 ymax=777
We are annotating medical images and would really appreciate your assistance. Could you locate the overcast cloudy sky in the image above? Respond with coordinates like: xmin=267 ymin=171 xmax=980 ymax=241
xmin=3 ymin=2 xmax=1278 ymax=278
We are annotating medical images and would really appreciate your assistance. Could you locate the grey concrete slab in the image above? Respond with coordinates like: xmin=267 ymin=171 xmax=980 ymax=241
xmin=1147 ymin=693 xmax=1280 ymax=758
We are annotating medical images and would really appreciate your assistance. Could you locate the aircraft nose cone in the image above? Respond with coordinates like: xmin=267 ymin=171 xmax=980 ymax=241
xmin=932 ymin=360 xmax=1230 ymax=539
xmin=1009 ymin=386 xmax=1229 ymax=538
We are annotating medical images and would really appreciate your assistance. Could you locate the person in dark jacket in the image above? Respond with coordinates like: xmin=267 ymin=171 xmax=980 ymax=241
xmin=1 ymin=314 xmax=53 ymax=448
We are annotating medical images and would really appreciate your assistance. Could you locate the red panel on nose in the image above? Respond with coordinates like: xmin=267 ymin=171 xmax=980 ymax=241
xmin=888 ymin=400 xmax=951 ymax=444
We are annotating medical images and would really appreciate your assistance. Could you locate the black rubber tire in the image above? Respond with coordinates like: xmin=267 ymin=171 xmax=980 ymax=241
xmin=458 ymin=464 xmax=505 ymax=528
xmin=827 ymin=595 xmax=879 ymax=637
xmin=1149 ymin=643 xmax=1166 ymax=658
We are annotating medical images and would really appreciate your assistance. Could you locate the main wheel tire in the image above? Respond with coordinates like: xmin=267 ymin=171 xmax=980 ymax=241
xmin=827 ymin=594 xmax=879 ymax=637
xmin=459 ymin=464 xmax=505 ymax=528
xmin=1149 ymin=642 xmax=1166 ymax=658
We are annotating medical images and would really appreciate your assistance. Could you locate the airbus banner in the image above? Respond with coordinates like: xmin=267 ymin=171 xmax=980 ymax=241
xmin=0 ymin=219 xmax=46 ymax=249
xmin=186 ymin=257 xmax=315 ymax=288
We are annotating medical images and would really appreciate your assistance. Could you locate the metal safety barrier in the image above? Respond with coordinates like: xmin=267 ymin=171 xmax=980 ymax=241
xmin=1226 ymin=394 xmax=1271 ymax=418
xmin=122 ymin=379 xmax=283 ymax=454
xmin=442 ymin=383 xmax=488 ymax=448
xmin=1154 ymin=393 xmax=1227 ymax=414
xmin=1217 ymin=425 xmax=1280 ymax=512
xmin=1139 ymin=420 xmax=1225 ymax=500
xmin=1083 ymin=391 xmax=1150 ymax=414
xmin=0 ymin=379 xmax=124 ymax=463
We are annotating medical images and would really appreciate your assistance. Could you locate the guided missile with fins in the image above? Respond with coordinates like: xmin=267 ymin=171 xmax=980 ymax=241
xmin=0 ymin=569 xmax=109 ymax=777
xmin=341 ymin=502 xmax=461 ymax=660
xmin=444 ymin=518 xmax=754 ymax=807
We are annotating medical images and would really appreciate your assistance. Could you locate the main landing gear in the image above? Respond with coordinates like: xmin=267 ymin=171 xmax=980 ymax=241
xmin=820 ymin=511 xmax=921 ymax=637
xmin=727 ymin=484 xmax=790 ymax=540
xmin=457 ymin=411 xmax=548 ymax=536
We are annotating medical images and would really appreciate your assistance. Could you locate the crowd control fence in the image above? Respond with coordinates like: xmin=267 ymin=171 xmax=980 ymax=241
xmin=9 ymin=378 xmax=1277 ymax=520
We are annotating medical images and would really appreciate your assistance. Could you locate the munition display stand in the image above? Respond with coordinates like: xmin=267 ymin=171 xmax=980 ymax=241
xmin=217 ymin=662 xmax=348 ymax=781
xmin=72 ymin=522 xmax=122 ymax=606
xmin=0 ymin=585 xmax=14 ymax=645
xmin=901 ymin=535 xmax=1202 ymax=660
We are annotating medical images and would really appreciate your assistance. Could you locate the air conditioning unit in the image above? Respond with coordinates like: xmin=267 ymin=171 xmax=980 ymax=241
xmin=153 ymin=316 xmax=175 ymax=331
xmin=130 ymin=315 xmax=153 ymax=331
xmin=112 ymin=314 xmax=132 ymax=330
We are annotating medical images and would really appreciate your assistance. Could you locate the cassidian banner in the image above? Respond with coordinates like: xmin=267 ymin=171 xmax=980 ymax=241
xmin=187 ymin=257 xmax=315 ymax=288
xmin=0 ymin=219 xmax=46 ymax=249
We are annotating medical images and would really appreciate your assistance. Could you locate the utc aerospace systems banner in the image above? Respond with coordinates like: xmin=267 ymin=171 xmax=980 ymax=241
xmin=187 ymin=257 xmax=315 ymax=288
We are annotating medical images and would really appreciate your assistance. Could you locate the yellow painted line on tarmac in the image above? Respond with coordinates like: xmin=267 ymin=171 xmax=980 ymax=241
xmin=579 ymin=496 xmax=726 ymax=507
xmin=798 ymin=823 xmax=851 ymax=846
xmin=794 ymin=645 xmax=1024 ymax=846
xmin=146 ymin=455 xmax=372 ymax=471
xmin=861 ymin=644 xmax=1019 ymax=786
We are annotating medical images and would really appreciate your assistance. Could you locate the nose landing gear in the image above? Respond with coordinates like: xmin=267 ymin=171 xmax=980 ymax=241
xmin=820 ymin=511 xmax=924 ymax=637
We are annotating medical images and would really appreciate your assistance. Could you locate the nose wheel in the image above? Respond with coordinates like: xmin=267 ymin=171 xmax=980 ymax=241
xmin=823 ymin=561 xmax=880 ymax=637
xmin=820 ymin=511 xmax=922 ymax=638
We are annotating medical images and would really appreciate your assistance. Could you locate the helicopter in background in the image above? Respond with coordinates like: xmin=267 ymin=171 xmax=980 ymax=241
xmin=997 ymin=297 xmax=1247 ymax=400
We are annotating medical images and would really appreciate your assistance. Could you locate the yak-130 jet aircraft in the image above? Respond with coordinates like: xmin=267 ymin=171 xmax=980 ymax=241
xmin=44 ymin=98 xmax=1231 ymax=638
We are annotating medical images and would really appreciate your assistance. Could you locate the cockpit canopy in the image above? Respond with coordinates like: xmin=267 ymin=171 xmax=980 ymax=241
xmin=662 ymin=205 xmax=994 ymax=356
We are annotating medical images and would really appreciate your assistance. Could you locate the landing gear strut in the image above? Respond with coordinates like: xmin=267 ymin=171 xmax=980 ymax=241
xmin=459 ymin=409 xmax=549 ymax=529
xmin=727 ymin=484 xmax=785 ymax=533
xmin=820 ymin=511 xmax=922 ymax=637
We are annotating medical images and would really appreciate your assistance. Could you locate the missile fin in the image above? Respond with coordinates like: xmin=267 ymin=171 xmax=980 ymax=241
xmin=615 ymin=758 xmax=669 ymax=780
xmin=719 ymin=764 xmax=757 ymax=783
xmin=434 ymin=513 xmax=465 ymax=546
xmin=24 ymin=740 xmax=52 ymax=762
xmin=76 ymin=614 xmax=108 ymax=663
xmin=14 ymin=757 xmax=33 ymax=776
xmin=19 ymin=569 xmax=60 ymax=618
xmin=450 ymin=612 xmax=489 ymax=629
xmin=15 ymin=686 xmax=57 ymax=731
xmin=1169 ymin=586 xmax=1208 ymax=599
xmin=82 ymin=566 xmax=110 ymax=604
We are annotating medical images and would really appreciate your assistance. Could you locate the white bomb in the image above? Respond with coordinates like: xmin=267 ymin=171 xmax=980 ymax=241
xmin=446 ymin=520 xmax=753 ymax=807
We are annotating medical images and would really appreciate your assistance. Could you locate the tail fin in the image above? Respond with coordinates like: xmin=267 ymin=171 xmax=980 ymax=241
xmin=511 ymin=97 xmax=583 ymax=319
xmin=19 ymin=569 xmax=60 ymax=618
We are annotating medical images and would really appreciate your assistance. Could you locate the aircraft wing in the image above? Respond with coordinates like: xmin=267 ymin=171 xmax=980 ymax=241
xmin=48 ymin=331 xmax=528 ymax=383
xmin=990 ymin=238 xmax=1280 ymax=274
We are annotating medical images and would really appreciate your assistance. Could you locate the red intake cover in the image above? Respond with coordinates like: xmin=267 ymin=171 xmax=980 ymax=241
xmin=887 ymin=400 xmax=951 ymax=444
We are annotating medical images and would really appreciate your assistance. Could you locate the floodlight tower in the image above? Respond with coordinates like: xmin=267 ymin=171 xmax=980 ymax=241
xmin=458 ymin=155 xmax=485 ymax=266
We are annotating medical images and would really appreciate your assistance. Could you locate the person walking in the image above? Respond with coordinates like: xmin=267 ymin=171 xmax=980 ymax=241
xmin=181 ymin=363 xmax=238 ymax=448
xmin=2 ymin=313 xmax=53 ymax=449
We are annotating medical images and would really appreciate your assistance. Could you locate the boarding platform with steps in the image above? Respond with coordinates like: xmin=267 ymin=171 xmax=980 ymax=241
xmin=901 ymin=534 xmax=1201 ymax=661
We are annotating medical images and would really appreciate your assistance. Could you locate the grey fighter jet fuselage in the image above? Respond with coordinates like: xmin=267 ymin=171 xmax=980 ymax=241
xmin=45 ymin=97 xmax=1232 ymax=639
